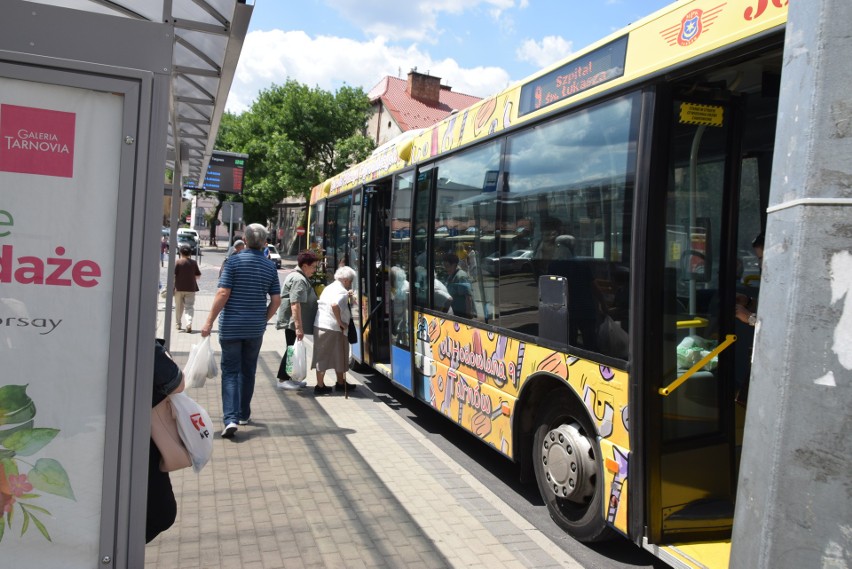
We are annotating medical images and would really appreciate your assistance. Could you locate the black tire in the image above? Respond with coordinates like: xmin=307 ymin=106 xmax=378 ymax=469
xmin=532 ymin=390 xmax=614 ymax=542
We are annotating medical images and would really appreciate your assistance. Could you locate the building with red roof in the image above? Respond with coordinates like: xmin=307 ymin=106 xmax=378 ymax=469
xmin=366 ymin=70 xmax=482 ymax=147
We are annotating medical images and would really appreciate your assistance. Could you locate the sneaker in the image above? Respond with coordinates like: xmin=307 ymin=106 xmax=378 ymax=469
xmin=296 ymin=380 xmax=307 ymax=387
xmin=334 ymin=382 xmax=357 ymax=392
xmin=221 ymin=423 xmax=238 ymax=438
xmin=186 ymin=326 xmax=192 ymax=333
xmin=238 ymin=418 xmax=251 ymax=426
xmin=277 ymin=380 xmax=302 ymax=390
xmin=314 ymin=385 xmax=332 ymax=395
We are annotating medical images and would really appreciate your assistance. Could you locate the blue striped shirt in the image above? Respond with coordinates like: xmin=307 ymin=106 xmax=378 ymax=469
xmin=217 ymin=249 xmax=280 ymax=340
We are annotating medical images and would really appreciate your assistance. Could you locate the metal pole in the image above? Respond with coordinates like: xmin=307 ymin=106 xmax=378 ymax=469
xmin=228 ymin=203 xmax=234 ymax=248
xmin=731 ymin=1 xmax=852 ymax=567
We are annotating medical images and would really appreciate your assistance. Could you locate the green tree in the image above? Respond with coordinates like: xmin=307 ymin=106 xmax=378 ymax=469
xmin=214 ymin=81 xmax=374 ymax=223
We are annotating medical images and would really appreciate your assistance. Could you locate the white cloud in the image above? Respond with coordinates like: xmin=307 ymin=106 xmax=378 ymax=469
xmin=515 ymin=35 xmax=574 ymax=68
xmin=325 ymin=0 xmax=519 ymax=42
xmin=226 ymin=29 xmax=512 ymax=113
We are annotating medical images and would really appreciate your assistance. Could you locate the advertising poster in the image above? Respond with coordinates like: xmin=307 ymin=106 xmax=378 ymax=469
xmin=0 ymin=77 xmax=122 ymax=565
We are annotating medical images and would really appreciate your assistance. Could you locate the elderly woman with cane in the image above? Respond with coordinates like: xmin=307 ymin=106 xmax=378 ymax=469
xmin=312 ymin=265 xmax=358 ymax=395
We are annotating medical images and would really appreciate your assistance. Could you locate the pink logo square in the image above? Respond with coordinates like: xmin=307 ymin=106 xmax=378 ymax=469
xmin=0 ymin=104 xmax=76 ymax=178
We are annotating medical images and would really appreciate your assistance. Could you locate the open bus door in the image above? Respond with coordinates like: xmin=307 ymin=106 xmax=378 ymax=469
xmin=360 ymin=182 xmax=392 ymax=366
xmin=385 ymin=171 xmax=417 ymax=392
xmin=643 ymin=91 xmax=742 ymax=562
xmin=642 ymin=52 xmax=778 ymax=565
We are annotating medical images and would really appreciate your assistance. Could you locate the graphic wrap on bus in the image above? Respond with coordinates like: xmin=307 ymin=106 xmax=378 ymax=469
xmin=414 ymin=312 xmax=632 ymax=533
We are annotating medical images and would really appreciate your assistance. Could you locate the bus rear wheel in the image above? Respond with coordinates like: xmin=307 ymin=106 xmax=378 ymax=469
xmin=533 ymin=391 xmax=613 ymax=542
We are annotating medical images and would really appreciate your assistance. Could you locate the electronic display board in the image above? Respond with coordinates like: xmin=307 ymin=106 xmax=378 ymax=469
xmin=187 ymin=150 xmax=247 ymax=194
xmin=518 ymin=36 xmax=628 ymax=117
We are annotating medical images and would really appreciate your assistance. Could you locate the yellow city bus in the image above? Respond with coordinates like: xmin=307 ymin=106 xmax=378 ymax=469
xmin=309 ymin=1 xmax=787 ymax=566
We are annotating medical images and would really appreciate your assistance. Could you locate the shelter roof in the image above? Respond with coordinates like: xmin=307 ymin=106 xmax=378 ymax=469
xmin=21 ymin=0 xmax=252 ymax=186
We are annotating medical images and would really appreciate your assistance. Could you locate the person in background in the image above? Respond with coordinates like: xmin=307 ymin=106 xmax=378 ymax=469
xmin=229 ymin=239 xmax=246 ymax=256
xmin=219 ymin=239 xmax=245 ymax=278
xmin=174 ymin=244 xmax=201 ymax=332
xmin=201 ymin=224 xmax=281 ymax=438
xmin=735 ymin=233 xmax=764 ymax=327
xmin=390 ymin=266 xmax=410 ymax=342
xmin=276 ymin=250 xmax=320 ymax=390
xmin=532 ymin=218 xmax=563 ymax=275
xmin=147 ymin=341 xmax=184 ymax=543
xmin=160 ymin=235 xmax=169 ymax=267
xmin=312 ymin=265 xmax=358 ymax=395
xmin=442 ymin=253 xmax=474 ymax=318
xmin=465 ymin=243 xmax=479 ymax=281
xmin=413 ymin=265 xmax=453 ymax=313
xmin=732 ymin=233 xmax=764 ymax=405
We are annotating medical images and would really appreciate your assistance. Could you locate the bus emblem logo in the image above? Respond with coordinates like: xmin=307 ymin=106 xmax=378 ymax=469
xmin=660 ymin=4 xmax=726 ymax=47
xmin=679 ymin=10 xmax=703 ymax=45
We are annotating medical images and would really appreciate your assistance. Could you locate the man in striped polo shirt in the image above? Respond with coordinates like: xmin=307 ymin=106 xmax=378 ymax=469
xmin=201 ymin=224 xmax=281 ymax=439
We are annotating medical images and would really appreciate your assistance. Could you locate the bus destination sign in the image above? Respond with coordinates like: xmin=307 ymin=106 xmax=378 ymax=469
xmin=518 ymin=36 xmax=628 ymax=117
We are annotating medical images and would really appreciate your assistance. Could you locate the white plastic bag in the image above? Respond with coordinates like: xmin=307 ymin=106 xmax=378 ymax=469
xmin=181 ymin=312 xmax=192 ymax=329
xmin=290 ymin=339 xmax=307 ymax=381
xmin=185 ymin=336 xmax=214 ymax=388
xmin=169 ymin=392 xmax=213 ymax=473
xmin=206 ymin=343 xmax=218 ymax=379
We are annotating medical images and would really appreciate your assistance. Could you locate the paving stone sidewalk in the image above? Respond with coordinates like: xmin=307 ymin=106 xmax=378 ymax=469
xmin=146 ymin=257 xmax=582 ymax=569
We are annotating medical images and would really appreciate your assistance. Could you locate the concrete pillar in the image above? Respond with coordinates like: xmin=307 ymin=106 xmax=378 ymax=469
xmin=731 ymin=0 xmax=852 ymax=567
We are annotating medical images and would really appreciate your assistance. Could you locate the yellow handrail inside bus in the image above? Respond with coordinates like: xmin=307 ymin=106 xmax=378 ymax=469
xmin=659 ymin=334 xmax=737 ymax=397
xmin=676 ymin=317 xmax=709 ymax=329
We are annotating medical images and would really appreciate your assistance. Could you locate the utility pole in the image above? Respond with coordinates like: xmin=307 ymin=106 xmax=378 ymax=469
xmin=731 ymin=1 xmax=852 ymax=567
xmin=228 ymin=202 xmax=235 ymax=249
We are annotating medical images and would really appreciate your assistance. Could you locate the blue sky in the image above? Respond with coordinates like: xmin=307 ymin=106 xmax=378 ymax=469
xmin=228 ymin=0 xmax=673 ymax=113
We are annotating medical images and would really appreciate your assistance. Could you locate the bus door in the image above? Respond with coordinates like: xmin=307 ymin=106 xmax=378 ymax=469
xmin=643 ymin=51 xmax=781 ymax=552
xmin=324 ymin=195 xmax=351 ymax=278
xmin=646 ymin=87 xmax=746 ymax=546
xmin=349 ymin=189 xmax=364 ymax=360
xmin=387 ymin=171 xmax=417 ymax=393
xmin=361 ymin=181 xmax=392 ymax=365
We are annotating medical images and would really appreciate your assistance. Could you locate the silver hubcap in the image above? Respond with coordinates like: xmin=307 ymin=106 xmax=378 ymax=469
xmin=540 ymin=422 xmax=596 ymax=503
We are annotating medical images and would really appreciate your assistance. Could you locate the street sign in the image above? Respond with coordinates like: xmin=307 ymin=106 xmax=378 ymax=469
xmin=296 ymin=226 xmax=306 ymax=236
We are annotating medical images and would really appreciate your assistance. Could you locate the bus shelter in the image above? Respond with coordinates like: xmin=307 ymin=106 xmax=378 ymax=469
xmin=0 ymin=1 xmax=251 ymax=566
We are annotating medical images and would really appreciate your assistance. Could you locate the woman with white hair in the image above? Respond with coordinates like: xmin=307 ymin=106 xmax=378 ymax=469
xmin=312 ymin=265 xmax=358 ymax=395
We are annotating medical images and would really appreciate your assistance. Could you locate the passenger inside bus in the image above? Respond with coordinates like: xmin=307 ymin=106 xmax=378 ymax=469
xmin=390 ymin=266 xmax=410 ymax=343
xmin=732 ymin=233 xmax=763 ymax=404
xmin=413 ymin=265 xmax=453 ymax=313
xmin=532 ymin=218 xmax=563 ymax=276
xmin=442 ymin=253 xmax=475 ymax=319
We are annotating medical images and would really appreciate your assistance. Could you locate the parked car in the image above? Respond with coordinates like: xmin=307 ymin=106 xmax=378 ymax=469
xmin=177 ymin=235 xmax=198 ymax=255
xmin=266 ymin=244 xmax=282 ymax=269
xmin=481 ymin=249 xmax=534 ymax=275
xmin=177 ymin=228 xmax=200 ymax=245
